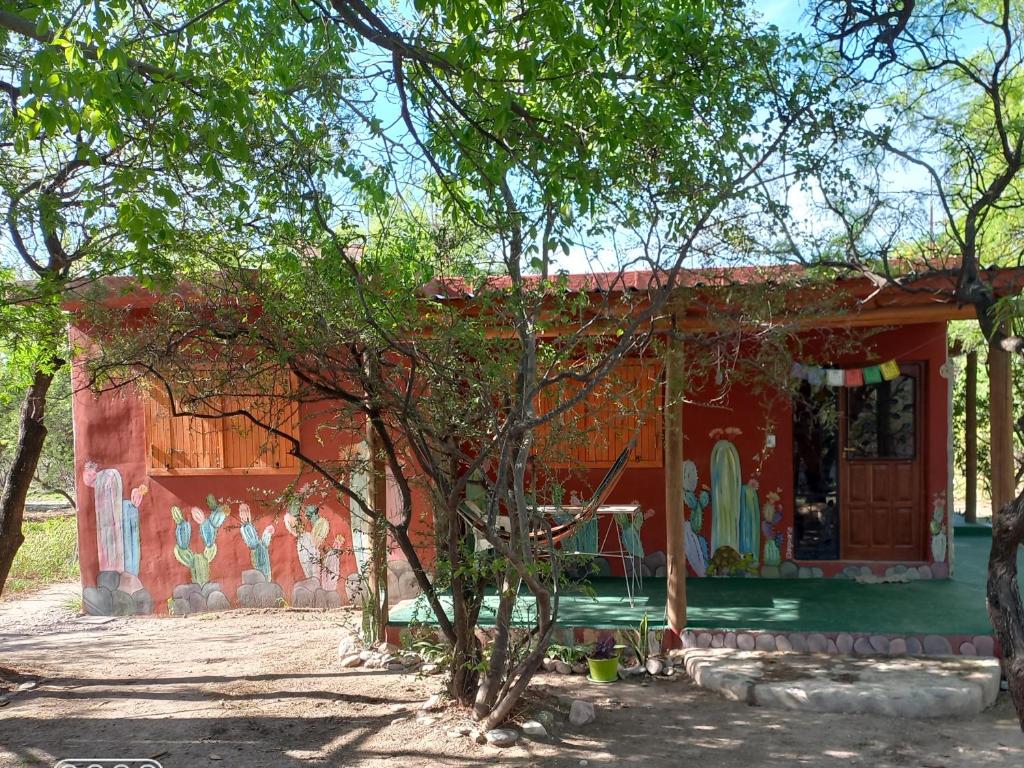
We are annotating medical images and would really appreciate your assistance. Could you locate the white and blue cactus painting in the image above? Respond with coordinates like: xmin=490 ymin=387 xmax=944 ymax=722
xmin=284 ymin=500 xmax=342 ymax=590
xmin=83 ymin=462 xmax=147 ymax=575
xmin=238 ymin=503 xmax=275 ymax=581
xmin=681 ymin=459 xmax=709 ymax=576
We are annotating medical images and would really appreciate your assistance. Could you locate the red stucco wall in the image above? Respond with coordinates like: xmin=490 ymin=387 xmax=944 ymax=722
xmin=71 ymin=328 xmax=433 ymax=616
xmin=71 ymin=320 xmax=953 ymax=616
xmin=545 ymin=322 xmax=952 ymax=580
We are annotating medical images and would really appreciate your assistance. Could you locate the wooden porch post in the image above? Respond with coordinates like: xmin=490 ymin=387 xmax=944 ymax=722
xmin=965 ymin=351 xmax=978 ymax=524
xmin=989 ymin=341 xmax=1014 ymax=521
xmin=664 ymin=330 xmax=687 ymax=635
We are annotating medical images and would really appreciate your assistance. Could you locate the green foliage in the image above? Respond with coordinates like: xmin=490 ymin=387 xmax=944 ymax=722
xmin=546 ymin=643 xmax=588 ymax=664
xmin=5 ymin=514 xmax=79 ymax=594
xmin=625 ymin=613 xmax=650 ymax=665
xmin=949 ymin=324 xmax=1024 ymax=503
xmin=0 ymin=364 xmax=75 ymax=504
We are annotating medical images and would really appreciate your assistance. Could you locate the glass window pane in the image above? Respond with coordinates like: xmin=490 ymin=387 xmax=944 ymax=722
xmin=845 ymin=374 xmax=916 ymax=459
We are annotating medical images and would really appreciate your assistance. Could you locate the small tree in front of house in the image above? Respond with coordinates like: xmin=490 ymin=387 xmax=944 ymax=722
xmin=78 ymin=0 xmax=827 ymax=729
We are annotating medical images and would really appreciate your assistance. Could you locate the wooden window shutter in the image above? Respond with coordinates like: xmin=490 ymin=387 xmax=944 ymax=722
xmin=144 ymin=376 xmax=299 ymax=475
xmin=534 ymin=358 xmax=663 ymax=468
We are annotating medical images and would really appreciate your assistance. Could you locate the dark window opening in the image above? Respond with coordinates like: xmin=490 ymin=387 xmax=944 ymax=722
xmin=792 ymin=380 xmax=840 ymax=560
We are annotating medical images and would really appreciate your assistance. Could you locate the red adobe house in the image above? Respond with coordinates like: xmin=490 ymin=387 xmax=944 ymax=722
xmin=68 ymin=268 xmax=1021 ymax=654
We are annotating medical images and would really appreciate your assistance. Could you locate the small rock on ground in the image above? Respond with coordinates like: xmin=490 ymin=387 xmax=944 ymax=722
xmin=485 ymin=728 xmax=519 ymax=747
xmin=569 ymin=699 xmax=596 ymax=726
xmin=521 ymin=720 xmax=548 ymax=738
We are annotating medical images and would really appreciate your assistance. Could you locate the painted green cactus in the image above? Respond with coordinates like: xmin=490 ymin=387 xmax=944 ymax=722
xmin=930 ymin=492 xmax=948 ymax=563
xmin=738 ymin=481 xmax=761 ymax=561
xmin=710 ymin=439 xmax=741 ymax=553
xmin=238 ymin=503 xmax=274 ymax=581
xmin=171 ymin=495 xmax=228 ymax=585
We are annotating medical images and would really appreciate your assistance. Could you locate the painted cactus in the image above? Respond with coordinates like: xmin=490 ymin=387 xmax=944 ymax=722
xmin=171 ymin=495 xmax=227 ymax=585
xmin=761 ymin=490 xmax=784 ymax=567
xmin=238 ymin=503 xmax=275 ymax=581
xmin=121 ymin=485 xmax=147 ymax=576
xmin=83 ymin=462 xmax=147 ymax=575
xmin=710 ymin=440 xmax=741 ymax=553
xmin=681 ymin=459 xmax=710 ymax=576
xmin=930 ymin=492 xmax=948 ymax=563
xmin=738 ymin=480 xmax=761 ymax=561
xmin=284 ymin=501 xmax=343 ymax=590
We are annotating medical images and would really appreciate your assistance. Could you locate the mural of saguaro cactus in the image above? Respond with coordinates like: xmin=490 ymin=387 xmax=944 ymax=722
xmin=284 ymin=499 xmax=344 ymax=609
xmin=122 ymin=485 xmax=147 ymax=576
xmin=84 ymin=462 xmax=148 ymax=575
xmin=710 ymin=440 xmax=741 ymax=554
xmin=738 ymin=479 xmax=761 ymax=561
xmin=81 ymin=462 xmax=152 ymax=616
xmin=238 ymin=503 xmax=274 ymax=581
xmin=681 ymin=459 xmax=709 ymax=577
xmin=171 ymin=495 xmax=227 ymax=586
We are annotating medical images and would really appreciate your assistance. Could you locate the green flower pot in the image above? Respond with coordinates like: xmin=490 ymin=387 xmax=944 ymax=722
xmin=587 ymin=655 xmax=619 ymax=683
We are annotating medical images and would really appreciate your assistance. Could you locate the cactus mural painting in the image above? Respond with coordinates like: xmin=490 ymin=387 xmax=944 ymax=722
xmin=169 ymin=496 xmax=231 ymax=615
xmin=710 ymin=440 xmax=741 ymax=554
xmin=171 ymin=496 xmax=227 ymax=585
xmin=761 ymin=490 xmax=784 ymax=567
xmin=738 ymin=480 xmax=761 ymax=562
xmin=81 ymin=462 xmax=153 ymax=616
xmin=238 ymin=503 xmax=274 ymax=581
xmin=681 ymin=459 xmax=709 ymax=577
xmin=616 ymin=507 xmax=655 ymax=577
xmin=930 ymin=492 xmax=948 ymax=563
xmin=284 ymin=500 xmax=344 ymax=609
xmin=235 ymin=502 xmax=285 ymax=608
xmin=83 ymin=462 xmax=148 ymax=575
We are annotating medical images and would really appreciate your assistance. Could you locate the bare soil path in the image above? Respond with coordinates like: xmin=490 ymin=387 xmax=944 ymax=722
xmin=0 ymin=605 xmax=1022 ymax=768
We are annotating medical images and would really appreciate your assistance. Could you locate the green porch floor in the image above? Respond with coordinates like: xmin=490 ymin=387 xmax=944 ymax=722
xmin=388 ymin=532 xmax=1024 ymax=636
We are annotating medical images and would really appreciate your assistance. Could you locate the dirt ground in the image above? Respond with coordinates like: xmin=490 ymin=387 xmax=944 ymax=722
xmin=1 ymin=586 xmax=1023 ymax=768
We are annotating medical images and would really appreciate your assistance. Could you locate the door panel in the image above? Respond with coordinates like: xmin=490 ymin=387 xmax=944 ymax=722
xmin=840 ymin=363 xmax=924 ymax=561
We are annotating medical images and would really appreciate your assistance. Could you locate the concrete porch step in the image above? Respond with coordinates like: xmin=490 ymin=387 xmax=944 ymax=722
xmin=679 ymin=647 xmax=1001 ymax=719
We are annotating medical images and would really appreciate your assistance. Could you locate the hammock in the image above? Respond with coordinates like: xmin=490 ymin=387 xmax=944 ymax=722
xmin=463 ymin=436 xmax=635 ymax=551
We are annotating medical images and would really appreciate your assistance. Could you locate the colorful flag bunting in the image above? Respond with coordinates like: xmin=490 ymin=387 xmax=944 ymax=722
xmin=880 ymin=360 xmax=901 ymax=381
xmin=863 ymin=365 xmax=882 ymax=385
xmin=826 ymin=368 xmax=845 ymax=387
xmin=789 ymin=359 xmax=902 ymax=388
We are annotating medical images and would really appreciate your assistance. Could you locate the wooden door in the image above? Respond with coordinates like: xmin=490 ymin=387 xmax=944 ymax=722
xmin=840 ymin=363 xmax=924 ymax=561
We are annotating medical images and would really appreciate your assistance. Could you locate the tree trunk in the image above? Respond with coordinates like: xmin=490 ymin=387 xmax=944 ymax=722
xmin=965 ymin=351 xmax=978 ymax=524
xmin=987 ymin=489 xmax=1024 ymax=730
xmin=367 ymin=426 xmax=389 ymax=643
xmin=0 ymin=368 xmax=56 ymax=597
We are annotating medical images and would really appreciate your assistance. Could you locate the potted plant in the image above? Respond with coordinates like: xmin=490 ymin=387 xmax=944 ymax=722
xmin=586 ymin=635 xmax=620 ymax=683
